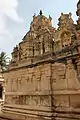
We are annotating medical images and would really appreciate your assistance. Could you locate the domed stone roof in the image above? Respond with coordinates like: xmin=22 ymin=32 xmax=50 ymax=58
xmin=30 ymin=10 xmax=52 ymax=32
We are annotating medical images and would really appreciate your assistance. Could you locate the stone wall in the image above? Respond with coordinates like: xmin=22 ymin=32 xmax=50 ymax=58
xmin=4 ymin=63 xmax=51 ymax=105
xmin=2 ymin=59 xmax=80 ymax=120
xmin=2 ymin=63 xmax=52 ymax=120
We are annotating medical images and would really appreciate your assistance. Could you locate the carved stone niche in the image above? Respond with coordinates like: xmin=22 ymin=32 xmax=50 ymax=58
xmin=61 ymin=31 xmax=71 ymax=47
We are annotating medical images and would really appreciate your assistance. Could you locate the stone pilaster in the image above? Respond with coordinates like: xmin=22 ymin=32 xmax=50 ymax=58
xmin=34 ymin=42 xmax=40 ymax=56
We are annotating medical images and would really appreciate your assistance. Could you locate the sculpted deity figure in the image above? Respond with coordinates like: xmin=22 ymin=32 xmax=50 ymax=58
xmin=61 ymin=31 xmax=71 ymax=47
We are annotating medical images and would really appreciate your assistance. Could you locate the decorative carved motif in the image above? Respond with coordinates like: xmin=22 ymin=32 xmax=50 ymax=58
xmin=61 ymin=31 xmax=71 ymax=47
xmin=54 ymin=13 xmax=75 ymax=51
xmin=58 ymin=13 xmax=74 ymax=31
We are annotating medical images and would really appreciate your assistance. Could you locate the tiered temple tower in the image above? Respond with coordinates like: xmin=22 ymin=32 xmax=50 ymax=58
xmin=1 ymin=1 xmax=80 ymax=120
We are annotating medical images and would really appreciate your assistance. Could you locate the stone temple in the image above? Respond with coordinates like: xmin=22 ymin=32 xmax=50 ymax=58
xmin=1 ymin=1 xmax=80 ymax=120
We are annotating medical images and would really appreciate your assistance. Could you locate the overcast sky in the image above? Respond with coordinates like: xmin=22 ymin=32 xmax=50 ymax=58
xmin=0 ymin=0 xmax=79 ymax=57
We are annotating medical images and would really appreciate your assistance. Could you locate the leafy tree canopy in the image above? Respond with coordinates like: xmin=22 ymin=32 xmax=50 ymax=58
xmin=0 ymin=52 xmax=10 ymax=72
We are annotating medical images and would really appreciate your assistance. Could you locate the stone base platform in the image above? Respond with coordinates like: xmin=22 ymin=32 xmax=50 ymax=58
xmin=1 ymin=105 xmax=80 ymax=120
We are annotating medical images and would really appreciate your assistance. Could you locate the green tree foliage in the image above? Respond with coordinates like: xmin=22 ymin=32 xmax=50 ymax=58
xmin=0 ymin=52 xmax=10 ymax=71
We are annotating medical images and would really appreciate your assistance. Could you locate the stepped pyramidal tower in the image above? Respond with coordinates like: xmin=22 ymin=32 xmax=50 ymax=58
xmin=1 ymin=1 xmax=80 ymax=120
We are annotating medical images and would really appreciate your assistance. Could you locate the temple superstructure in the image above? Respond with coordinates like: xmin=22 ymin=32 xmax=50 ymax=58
xmin=2 ymin=1 xmax=80 ymax=120
xmin=11 ymin=11 xmax=54 ymax=66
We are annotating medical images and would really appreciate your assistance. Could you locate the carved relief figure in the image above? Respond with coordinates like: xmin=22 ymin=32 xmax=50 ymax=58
xmin=61 ymin=31 xmax=71 ymax=47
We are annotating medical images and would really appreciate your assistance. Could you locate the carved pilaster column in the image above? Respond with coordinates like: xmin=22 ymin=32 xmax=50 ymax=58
xmin=44 ymin=40 xmax=51 ymax=52
xmin=34 ymin=42 xmax=40 ymax=56
xmin=40 ymin=42 xmax=43 ymax=55
xmin=29 ymin=45 xmax=33 ymax=58
xmin=26 ymin=47 xmax=30 ymax=58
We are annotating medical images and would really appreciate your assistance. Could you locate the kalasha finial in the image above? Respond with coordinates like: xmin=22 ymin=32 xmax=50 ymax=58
xmin=49 ymin=15 xmax=52 ymax=21
xmin=40 ymin=10 xmax=42 ymax=15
